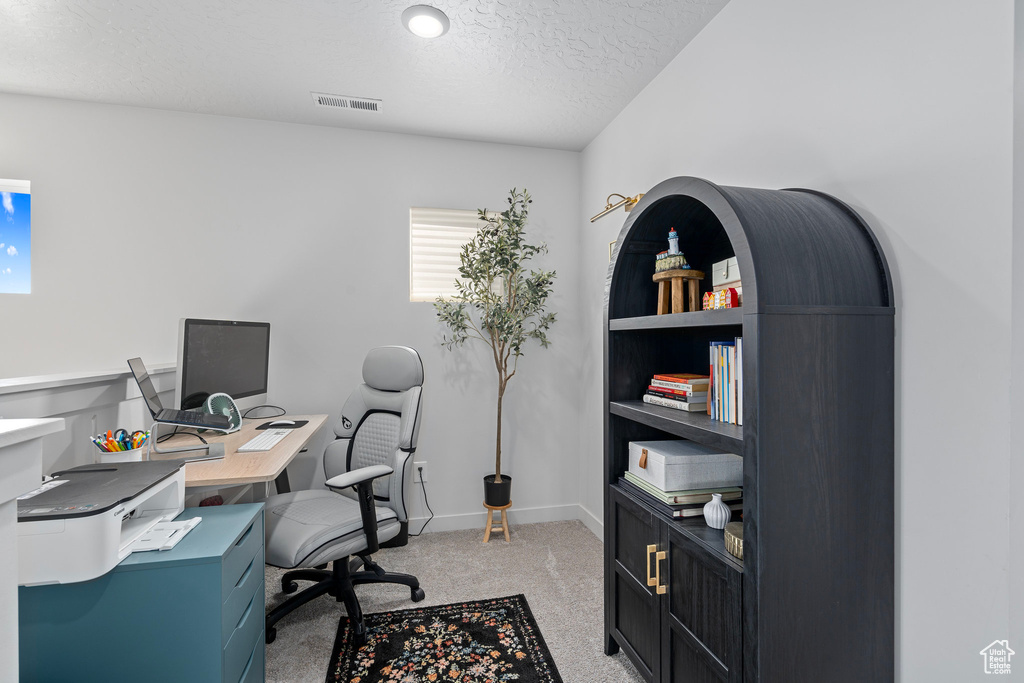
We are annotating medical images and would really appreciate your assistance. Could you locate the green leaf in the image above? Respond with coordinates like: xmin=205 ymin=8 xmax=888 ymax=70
xmin=433 ymin=187 xmax=556 ymax=371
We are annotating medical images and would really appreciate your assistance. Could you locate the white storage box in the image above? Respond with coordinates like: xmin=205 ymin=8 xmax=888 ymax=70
xmin=628 ymin=440 xmax=742 ymax=491
xmin=712 ymin=257 xmax=741 ymax=288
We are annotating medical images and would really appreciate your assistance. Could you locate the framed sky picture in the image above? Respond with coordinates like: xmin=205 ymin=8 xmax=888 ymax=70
xmin=0 ymin=179 xmax=30 ymax=294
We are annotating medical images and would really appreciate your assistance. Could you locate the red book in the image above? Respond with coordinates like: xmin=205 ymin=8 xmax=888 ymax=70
xmin=651 ymin=373 xmax=710 ymax=384
xmin=651 ymin=379 xmax=707 ymax=391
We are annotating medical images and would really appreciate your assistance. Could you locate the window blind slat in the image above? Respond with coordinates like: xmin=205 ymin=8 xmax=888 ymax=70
xmin=413 ymin=253 xmax=470 ymax=261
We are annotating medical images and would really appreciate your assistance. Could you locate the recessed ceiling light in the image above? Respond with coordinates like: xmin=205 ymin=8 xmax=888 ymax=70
xmin=402 ymin=5 xmax=450 ymax=38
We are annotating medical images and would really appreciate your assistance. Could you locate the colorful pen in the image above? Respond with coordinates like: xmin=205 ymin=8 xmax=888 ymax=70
xmin=93 ymin=429 xmax=150 ymax=453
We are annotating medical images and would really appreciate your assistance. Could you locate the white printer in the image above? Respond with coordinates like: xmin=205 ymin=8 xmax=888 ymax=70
xmin=17 ymin=461 xmax=186 ymax=586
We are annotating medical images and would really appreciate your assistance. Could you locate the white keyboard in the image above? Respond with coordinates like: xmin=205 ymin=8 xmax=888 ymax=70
xmin=237 ymin=429 xmax=289 ymax=453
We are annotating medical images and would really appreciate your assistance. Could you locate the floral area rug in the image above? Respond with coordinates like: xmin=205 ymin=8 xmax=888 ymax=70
xmin=326 ymin=594 xmax=563 ymax=683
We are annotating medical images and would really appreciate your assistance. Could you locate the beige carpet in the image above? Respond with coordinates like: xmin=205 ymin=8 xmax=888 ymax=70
xmin=264 ymin=519 xmax=643 ymax=682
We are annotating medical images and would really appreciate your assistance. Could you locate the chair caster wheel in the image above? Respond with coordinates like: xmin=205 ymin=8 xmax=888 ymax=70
xmin=266 ymin=628 xmax=277 ymax=644
xmin=411 ymin=587 xmax=425 ymax=602
xmin=282 ymin=580 xmax=298 ymax=594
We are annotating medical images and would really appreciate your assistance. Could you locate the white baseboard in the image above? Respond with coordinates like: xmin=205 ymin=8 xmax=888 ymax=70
xmin=576 ymin=504 xmax=603 ymax=539
xmin=409 ymin=503 xmax=596 ymax=535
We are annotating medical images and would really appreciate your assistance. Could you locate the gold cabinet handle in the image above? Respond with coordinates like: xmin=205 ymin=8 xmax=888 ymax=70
xmin=646 ymin=544 xmax=657 ymax=587
xmin=655 ymin=550 xmax=667 ymax=595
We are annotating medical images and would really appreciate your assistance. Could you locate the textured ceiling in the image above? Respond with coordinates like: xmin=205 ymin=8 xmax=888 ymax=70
xmin=0 ymin=0 xmax=728 ymax=150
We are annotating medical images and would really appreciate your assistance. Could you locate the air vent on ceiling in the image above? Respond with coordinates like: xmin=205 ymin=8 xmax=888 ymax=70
xmin=311 ymin=92 xmax=382 ymax=113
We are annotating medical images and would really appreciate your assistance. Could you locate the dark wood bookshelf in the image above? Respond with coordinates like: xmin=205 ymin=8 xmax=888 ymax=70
xmin=609 ymin=307 xmax=744 ymax=330
xmin=671 ymin=515 xmax=744 ymax=573
xmin=603 ymin=177 xmax=895 ymax=683
xmin=614 ymin=479 xmax=744 ymax=572
xmin=609 ymin=400 xmax=742 ymax=452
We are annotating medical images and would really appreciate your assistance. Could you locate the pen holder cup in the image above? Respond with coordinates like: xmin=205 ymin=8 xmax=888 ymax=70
xmin=97 ymin=447 xmax=145 ymax=464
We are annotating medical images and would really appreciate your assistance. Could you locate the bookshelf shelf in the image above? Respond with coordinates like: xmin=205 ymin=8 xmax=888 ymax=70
xmin=609 ymin=308 xmax=743 ymax=330
xmin=603 ymin=176 xmax=895 ymax=683
xmin=609 ymin=400 xmax=742 ymax=452
xmin=612 ymin=481 xmax=743 ymax=571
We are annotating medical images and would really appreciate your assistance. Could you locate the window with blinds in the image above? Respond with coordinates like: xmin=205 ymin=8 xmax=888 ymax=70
xmin=409 ymin=207 xmax=482 ymax=302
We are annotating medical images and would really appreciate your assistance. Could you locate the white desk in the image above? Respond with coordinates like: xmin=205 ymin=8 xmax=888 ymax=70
xmin=154 ymin=415 xmax=328 ymax=493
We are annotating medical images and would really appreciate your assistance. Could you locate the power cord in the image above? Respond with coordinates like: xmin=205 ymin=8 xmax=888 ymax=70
xmin=409 ymin=465 xmax=434 ymax=537
xmin=242 ymin=404 xmax=287 ymax=419
xmin=156 ymin=427 xmax=208 ymax=444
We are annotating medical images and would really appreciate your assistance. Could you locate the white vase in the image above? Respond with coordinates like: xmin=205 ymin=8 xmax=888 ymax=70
xmin=703 ymin=493 xmax=731 ymax=529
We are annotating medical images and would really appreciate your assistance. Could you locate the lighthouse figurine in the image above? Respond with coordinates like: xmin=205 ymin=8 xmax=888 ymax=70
xmin=654 ymin=228 xmax=689 ymax=273
xmin=668 ymin=228 xmax=680 ymax=255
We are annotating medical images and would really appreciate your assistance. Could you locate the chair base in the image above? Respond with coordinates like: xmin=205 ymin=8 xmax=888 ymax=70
xmin=265 ymin=555 xmax=424 ymax=645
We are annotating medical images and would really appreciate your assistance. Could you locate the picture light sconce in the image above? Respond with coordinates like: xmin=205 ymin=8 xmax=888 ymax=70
xmin=590 ymin=193 xmax=645 ymax=222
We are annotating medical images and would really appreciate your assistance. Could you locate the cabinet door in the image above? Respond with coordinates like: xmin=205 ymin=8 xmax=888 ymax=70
xmin=608 ymin=486 xmax=662 ymax=682
xmin=662 ymin=525 xmax=743 ymax=683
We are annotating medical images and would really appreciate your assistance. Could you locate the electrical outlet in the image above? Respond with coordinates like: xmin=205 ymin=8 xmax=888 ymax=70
xmin=413 ymin=462 xmax=428 ymax=483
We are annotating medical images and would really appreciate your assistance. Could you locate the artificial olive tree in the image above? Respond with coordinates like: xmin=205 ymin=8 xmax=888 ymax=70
xmin=435 ymin=188 xmax=556 ymax=483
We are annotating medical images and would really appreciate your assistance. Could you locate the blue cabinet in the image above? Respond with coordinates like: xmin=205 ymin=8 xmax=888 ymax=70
xmin=19 ymin=504 xmax=265 ymax=683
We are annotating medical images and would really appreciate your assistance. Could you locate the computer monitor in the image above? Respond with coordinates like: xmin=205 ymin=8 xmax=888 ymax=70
xmin=174 ymin=318 xmax=271 ymax=413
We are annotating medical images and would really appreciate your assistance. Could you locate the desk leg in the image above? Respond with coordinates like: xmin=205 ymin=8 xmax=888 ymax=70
xmin=274 ymin=469 xmax=291 ymax=494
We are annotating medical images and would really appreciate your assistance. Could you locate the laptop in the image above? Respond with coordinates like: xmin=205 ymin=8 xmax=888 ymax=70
xmin=127 ymin=357 xmax=231 ymax=430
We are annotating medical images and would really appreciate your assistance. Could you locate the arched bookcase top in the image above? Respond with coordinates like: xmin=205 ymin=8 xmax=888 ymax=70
xmin=607 ymin=177 xmax=893 ymax=317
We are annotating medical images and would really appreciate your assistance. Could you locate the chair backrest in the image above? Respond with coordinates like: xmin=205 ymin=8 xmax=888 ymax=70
xmin=323 ymin=346 xmax=423 ymax=520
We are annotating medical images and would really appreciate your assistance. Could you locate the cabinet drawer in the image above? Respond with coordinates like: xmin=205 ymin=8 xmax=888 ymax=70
xmin=668 ymin=630 xmax=727 ymax=683
xmin=614 ymin=571 xmax=658 ymax=678
xmin=665 ymin=528 xmax=741 ymax=681
xmin=608 ymin=486 xmax=661 ymax=682
xmin=223 ymin=580 xmax=265 ymax=683
xmin=222 ymin=512 xmax=264 ymax=598
xmin=238 ymin=630 xmax=266 ymax=683
xmin=222 ymin=545 xmax=264 ymax=644
xmin=611 ymin=486 xmax=658 ymax=589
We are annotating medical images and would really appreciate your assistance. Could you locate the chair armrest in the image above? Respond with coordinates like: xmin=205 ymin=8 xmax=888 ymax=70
xmin=389 ymin=450 xmax=413 ymax=523
xmin=325 ymin=464 xmax=394 ymax=555
xmin=325 ymin=464 xmax=393 ymax=490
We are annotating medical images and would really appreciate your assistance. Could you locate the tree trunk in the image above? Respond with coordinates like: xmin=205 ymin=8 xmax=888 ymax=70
xmin=494 ymin=381 xmax=505 ymax=482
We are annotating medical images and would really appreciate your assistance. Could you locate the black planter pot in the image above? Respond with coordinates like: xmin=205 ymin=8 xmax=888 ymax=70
xmin=483 ymin=474 xmax=512 ymax=507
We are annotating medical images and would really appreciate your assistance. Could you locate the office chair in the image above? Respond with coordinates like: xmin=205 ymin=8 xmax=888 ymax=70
xmin=263 ymin=345 xmax=425 ymax=644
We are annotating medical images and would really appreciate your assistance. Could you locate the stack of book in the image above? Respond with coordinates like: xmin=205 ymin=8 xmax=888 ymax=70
xmin=709 ymin=337 xmax=743 ymax=425
xmin=642 ymin=373 xmax=709 ymax=412
xmin=619 ymin=471 xmax=742 ymax=519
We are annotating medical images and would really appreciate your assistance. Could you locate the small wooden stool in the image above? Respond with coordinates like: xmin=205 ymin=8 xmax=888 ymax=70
xmin=482 ymin=501 xmax=512 ymax=543
xmin=653 ymin=269 xmax=705 ymax=314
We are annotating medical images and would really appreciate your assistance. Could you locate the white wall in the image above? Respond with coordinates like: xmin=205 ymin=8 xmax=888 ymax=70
xmin=578 ymin=0 xmax=1013 ymax=679
xmin=1013 ymin=0 xmax=1024 ymax=660
xmin=0 ymin=93 xmax=583 ymax=529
